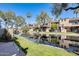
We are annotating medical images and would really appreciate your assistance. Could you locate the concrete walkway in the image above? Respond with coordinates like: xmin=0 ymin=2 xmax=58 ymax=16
xmin=0 ymin=42 xmax=25 ymax=56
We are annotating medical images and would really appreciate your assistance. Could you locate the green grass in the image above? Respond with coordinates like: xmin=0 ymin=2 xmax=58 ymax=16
xmin=39 ymin=32 xmax=79 ymax=36
xmin=39 ymin=32 xmax=78 ymax=34
xmin=15 ymin=35 xmax=77 ymax=56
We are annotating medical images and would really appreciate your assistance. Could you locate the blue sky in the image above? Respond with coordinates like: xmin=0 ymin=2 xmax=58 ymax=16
xmin=0 ymin=3 xmax=78 ymax=24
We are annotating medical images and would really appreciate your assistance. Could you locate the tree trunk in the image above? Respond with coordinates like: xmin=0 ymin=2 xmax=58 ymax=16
xmin=76 ymin=13 xmax=77 ymax=18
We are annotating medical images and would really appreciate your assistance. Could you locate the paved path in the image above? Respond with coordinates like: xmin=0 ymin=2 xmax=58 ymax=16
xmin=0 ymin=42 xmax=25 ymax=56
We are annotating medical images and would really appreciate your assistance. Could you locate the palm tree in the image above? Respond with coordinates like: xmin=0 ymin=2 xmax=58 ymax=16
xmin=51 ymin=3 xmax=68 ymax=19
xmin=26 ymin=12 xmax=32 ymax=18
xmin=26 ymin=12 xmax=32 ymax=24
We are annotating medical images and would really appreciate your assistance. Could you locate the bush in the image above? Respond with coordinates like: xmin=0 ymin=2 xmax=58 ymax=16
xmin=1 ymin=29 xmax=12 ymax=42
xmin=21 ymin=26 xmax=29 ymax=34
xmin=51 ymin=38 xmax=59 ymax=44
xmin=51 ymin=23 xmax=58 ymax=30
xmin=52 ymin=38 xmax=59 ymax=44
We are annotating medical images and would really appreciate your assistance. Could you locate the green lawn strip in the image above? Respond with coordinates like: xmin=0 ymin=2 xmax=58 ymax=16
xmin=15 ymin=35 xmax=77 ymax=56
xmin=39 ymin=32 xmax=79 ymax=35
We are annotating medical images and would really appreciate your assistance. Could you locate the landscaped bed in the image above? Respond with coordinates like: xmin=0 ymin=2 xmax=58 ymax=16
xmin=15 ymin=35 xmax=77 ymax=56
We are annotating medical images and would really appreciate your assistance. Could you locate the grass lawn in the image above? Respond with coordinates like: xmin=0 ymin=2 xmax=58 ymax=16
xmin=39 ymin=32 xmax=78 ymax=34
xmin=15 ymin=35 xmax=77 ymax=56
xmin=39 ymin=32 xmax=79 ymax=36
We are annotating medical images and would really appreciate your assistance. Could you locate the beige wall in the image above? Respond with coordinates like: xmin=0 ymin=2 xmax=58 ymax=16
xmin=59 ymin=18 xmax=79 ymax=32
xmin=46 ymin=28 xmax=50 ymax=32
xmin=60 ymin=18 xmax=79 ymax=27
xmin=59 ymin=19 xmax=71 ymax=26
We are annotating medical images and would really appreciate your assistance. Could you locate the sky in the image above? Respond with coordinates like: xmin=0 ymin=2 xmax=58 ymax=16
xmin=0 ymin=3 xmax=78 ymax=24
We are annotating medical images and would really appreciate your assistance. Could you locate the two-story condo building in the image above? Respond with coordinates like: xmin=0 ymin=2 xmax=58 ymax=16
xmin=59 ymin=18 xmax=79 ymax=33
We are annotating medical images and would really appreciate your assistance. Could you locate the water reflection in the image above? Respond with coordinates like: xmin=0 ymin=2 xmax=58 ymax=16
xmin=21 ymin=33 xmax=79 ymax=55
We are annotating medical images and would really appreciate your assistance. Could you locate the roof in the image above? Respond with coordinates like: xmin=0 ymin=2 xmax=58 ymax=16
xmin=63 ymin=18 xmax=79 ymax=21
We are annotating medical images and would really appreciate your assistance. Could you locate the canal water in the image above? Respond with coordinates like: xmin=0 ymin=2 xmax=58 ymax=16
xmin=21 ymin=33 xmax=79 ymax=55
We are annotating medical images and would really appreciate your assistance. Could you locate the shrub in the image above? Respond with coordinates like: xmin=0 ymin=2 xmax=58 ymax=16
xmin=51 ymin=23 xmax=58 ymax=30
xmin=51 ymin=38 xmax=59 ymax=44
xmin=1 ymin=29 xmax=12 ymax=42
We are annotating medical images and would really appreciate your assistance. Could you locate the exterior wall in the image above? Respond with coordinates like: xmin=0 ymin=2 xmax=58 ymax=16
xmin=61 ymin=28 xmax=67 ymax=32
xmin=59 ymin=18 xmax=79 ymax=32
xmin=59 ymin=19 xmax=71 ymax=27
xmin=46 ymin=28 xmax=50 ymax=32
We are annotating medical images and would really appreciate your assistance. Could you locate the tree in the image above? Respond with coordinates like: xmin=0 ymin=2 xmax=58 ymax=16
xmin=65 ymin=4 xmax=79 ymax=11
xmin=0 ymin=11 xmax=5 ymax=28
xmin=74 ymin=8 xmax=79 ymax=17
xmin=36 ymin=11 xmax=50 ymax=25
xmin=4 ymin=11 xmax=16 ymax=37
xmin=51 ymin=3 xmax=68 ymax=19
xmin=26 ymin=12 xmax=32 ymax=18
xmin=5 ymin=11 xmax=16 ymax=29
xmin=36 ymin=15 xmax=41 ymax=24
xmin=14 ymin=16 xmax=25 ymax=35
xmin=0 ymin=10 xmax=16 ymax=38
xmin=15 ymin=16 xmax=25 ymax=26
xmin=51 ymin=3 xmax=79 ymax=18
xmin=0 ymin=10 xmax=5 ymax=19
xmin=21 ymin=25 xmax=29 ymax=34
xmin=26 ymin=12 xmax=32 ymax=24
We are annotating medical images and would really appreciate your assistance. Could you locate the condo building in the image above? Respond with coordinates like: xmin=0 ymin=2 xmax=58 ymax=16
xmin=59 ymin=18 xmax=79 ymax=33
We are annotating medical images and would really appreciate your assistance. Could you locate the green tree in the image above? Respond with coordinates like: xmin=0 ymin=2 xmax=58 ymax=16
xmin=74 ymin=8 xmax=79 ymax=17
xmin=36 ymin=11 xmax=50 ymax=25
xmin=15 ymin=16 xmax=25 ymax=26
xmin=0 ymin=10 xmax=5 ymax=19
xmin=0 ymin=10 xmax=16 ymax=38
xmin=21 ymin=25 xmax=29 ymax=34
xmin=5 ymin=11 xmax=16 ymax=29
xmin=0 ymin=11 xmax=5 ymax=28
xmin=0 ymin=10 xmax=16 ymax=29
xmin=51 ymin=23 xmax=58 ymax=30
xmin=51 ymin=3 xmax=68 ymax=19
xmin=36 ymin=15 xmax=41 ymax=24
xmin=51 ymin=3 xmax=79 ymax=19
xmin=15 ymin=16 xmax=25 ymax=35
